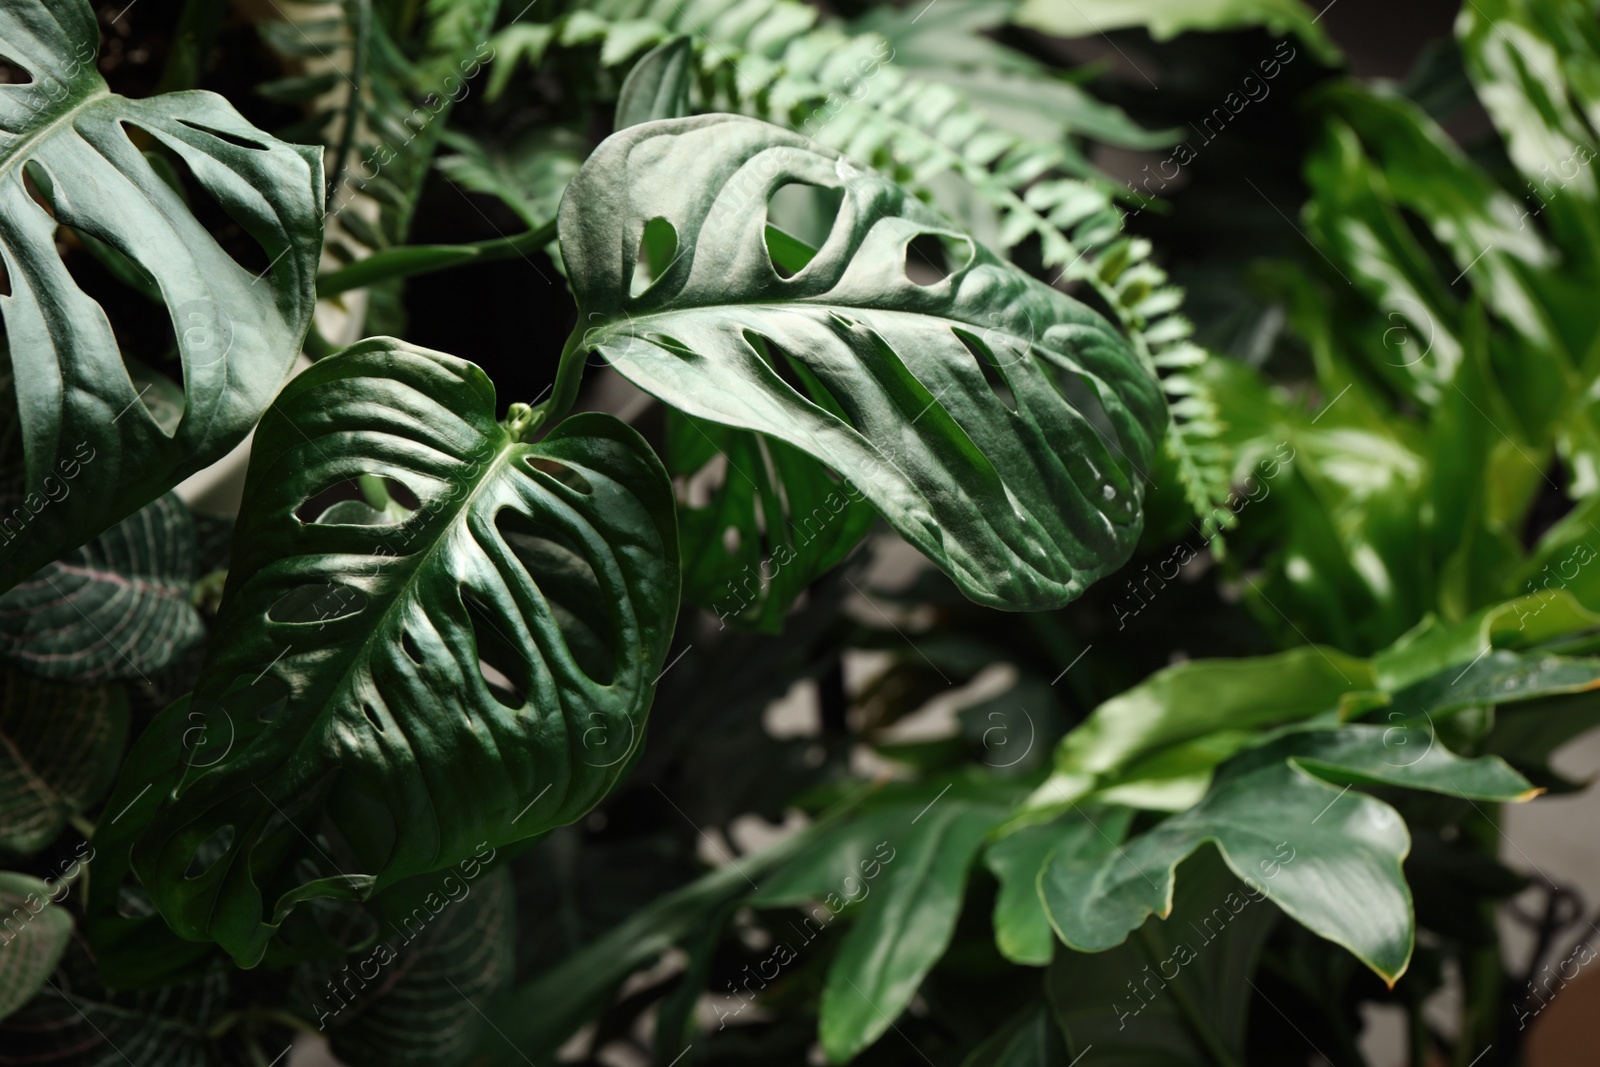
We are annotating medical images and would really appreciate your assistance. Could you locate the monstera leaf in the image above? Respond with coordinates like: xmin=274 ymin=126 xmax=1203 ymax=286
xmin=124 ymin=339 xmax=679 ymax=966
xmin=0 ymin=0 xmax=322 ymax=591
xmin=560 ymin=115 xmax=1167 ymax=611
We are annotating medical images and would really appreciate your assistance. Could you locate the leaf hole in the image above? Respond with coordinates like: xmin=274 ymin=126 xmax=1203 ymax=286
xmin=497 ymin=510 xmax=617 ymax=686
xmin=0 ymin=51 xmax=36 ymax=86
xmin=123 ymin=121 xmax=273 ymax=277
xmin=954 ymin=329 xmax=1017 ymax=413
xmin=400 ymin=629 xmax=425 ymax=665
xmin=722 ymin=525 xmax=741 ymax=554
xmin=257 ymin=693 xmax=287 ymax=723
xmin=527 ymin=457 xmax=593 ymax=495
xmin=747 ymin=332 xmax=855 ymax=426
xmin=462 ymin=587 xmax=531 ymax=707
xmin=904 ymin=233 xmax=974 ymax=286
xmin=176 ymin=119 xmax=270 ymax=152
xmin=765 ymin=181 xmax=843 ymax=276
xmin=361 ymin=702 xmax=385 ymax=732
xmin=677 ymin=450 xmax=727 ymax=509
xmin=115 ymin=882 xmax=156 ymax=918
xmin=630 ymin=216 xmax=680 ymax=298
xmin=267 ymin=583 xmax=367 ymax=624
xmin=184 ymin=824 xmax=235 ymax=880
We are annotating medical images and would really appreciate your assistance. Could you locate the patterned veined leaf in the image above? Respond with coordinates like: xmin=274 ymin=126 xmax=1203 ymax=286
xmin=0 ymin=872 xmax=72 ymax=1022
xmin=0 ymin=935 xmax=228 ymax=1065
xmin=0 ymin=493 xmax=204 ymax=682
xmin=124 ymin=339 xmax=679 ymax=966
xmin=0 ymin=671 xmax=128 ymax=854
xmin=560 ymin=115 xmax=1167 ymax=611
xmin=0 ymin=0 xmax=322 ymax=591
xmin=310 ymin=868 xmax=515 ymax=1066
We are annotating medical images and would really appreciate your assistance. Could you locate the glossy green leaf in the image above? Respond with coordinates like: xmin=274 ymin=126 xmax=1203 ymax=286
xmin=986 ymin=808 xmax=1133 ymax=966
xmin=0 ymin=872 xmax=72 ymax=1022
xmin=1043 ymin=755 xmax=1407 ymax=982
xmin=615 ymin=35 xmax=693 ymax=129
xmin=0 ymin=671 xmax=128 ymax=854
xmin=1042 ymin=725 xmax=1533 ymax=983
xmin=1024 ymin=646 xmax=1372 ymax=814
xmin=1012 ymin=0 xmax=1338 ymax=63
xmin=125 ymin=339 xmax=680 ymax=966
xmin=962 ymin=1001 xmax=1072 ymax=1067
xmin=749 ymin=792 xmax=1009 ymax=1062
xmin=0 ymin=493 xmax=204 ymax=682
xmin=561 ymin=114 xmax=1167 ymax=611
xmin=0 ymin=0 xmax=322 ymax=590
xmin=1045 ymin=847 xmax=1277 ymax=1066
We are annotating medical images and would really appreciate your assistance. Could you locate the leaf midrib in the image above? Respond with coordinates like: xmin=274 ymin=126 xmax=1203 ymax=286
xmin=0 ymin=83 xmax=112 ymax=185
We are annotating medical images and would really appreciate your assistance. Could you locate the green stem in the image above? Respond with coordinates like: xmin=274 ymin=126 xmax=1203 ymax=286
xmin=529 ymin=324 xmax=592 ymax=436
xmin=1136 ymin=924 xmax=1242 ymax=1067
xmin=68 ymin=814 xmax=96 ymax=840
xmin=326 ymin=0 xmax=371 ymax=205
xmin=316 ymin=221 xmax=557 ymax=298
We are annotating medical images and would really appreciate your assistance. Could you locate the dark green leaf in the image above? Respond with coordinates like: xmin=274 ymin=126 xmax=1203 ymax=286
xmin=125 ymin=339 xmax=680 ymax=966
xmin=0 ymin=0 xmax=322 ymax=590
xmin=561 ymin=115 xmax=1167 ymax=611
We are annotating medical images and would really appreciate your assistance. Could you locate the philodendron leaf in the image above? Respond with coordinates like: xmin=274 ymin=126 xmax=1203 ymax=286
xmin=0 ymin=493 xmax=204 ymax=682
xmin=1046 ymin=847 xmax=1277 ymax=1065
xmin=985 ymin=807 xmax=1133 ymax=967
xmin=0 ymin=0 xmax=322 ymax=591
xmin=615 ymin=35 xmax=694 ymax=129
xmin=561 ymin=114 xmax=1167 ymax=611
xmin=126 ymin=339 xmax=679 ymax=966
xmin=0 ymin=872 xmax=72 ymax=1022
xmin=1041 ymin=725 xmax=1535 ymax=984
xmin=0 ymin=671 xmax=128 ymax=853
xmin=750 ymin=791 xmax=1010 ymax=1063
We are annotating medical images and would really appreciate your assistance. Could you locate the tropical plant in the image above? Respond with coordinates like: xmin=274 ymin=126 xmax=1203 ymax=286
xmin=2 ymin=0 xmax=1600 ymax=1065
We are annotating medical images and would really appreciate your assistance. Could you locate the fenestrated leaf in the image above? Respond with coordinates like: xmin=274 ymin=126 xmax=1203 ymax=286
xmin=0 ymin=492 xmax=204 ymax=682
xmin=125 ymin=338 xmax=680 ymax=967
xmin=615 ymin=35 xmax=693 ymax=129
xmin=0 ymin=0 xmax=322 ymax=591
xmin=1041 ymin=725 xmax=1533 ymax=984
xmin=560 ymin=114 xmax=1167 ymax=611
xmin=0 ymin=872 xmax=72 ymax=1022
xmin=0 ymin=670 xmax=128 ymax=853
xmin=0 ymin=935 xmax=228 ymax=1064
xmin=312 ymin=868 xmax=515 ymax=1066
